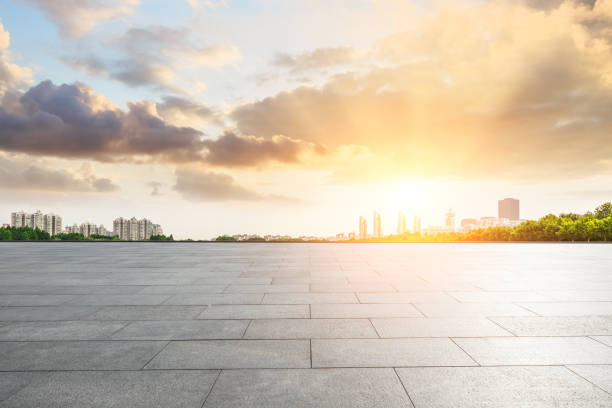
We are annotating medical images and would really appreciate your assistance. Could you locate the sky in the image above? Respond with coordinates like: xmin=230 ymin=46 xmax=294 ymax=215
xmin=0 ymin=0 xmax=611 ymax=239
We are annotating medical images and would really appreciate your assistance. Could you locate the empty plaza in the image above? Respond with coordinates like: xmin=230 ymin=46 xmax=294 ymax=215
xmin=0 ymin=242 xmax=611 ymax=407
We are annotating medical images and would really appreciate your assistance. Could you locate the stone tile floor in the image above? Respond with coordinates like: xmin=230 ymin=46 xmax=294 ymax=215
xmin=0 ymin=242 xmax=611 ymax=407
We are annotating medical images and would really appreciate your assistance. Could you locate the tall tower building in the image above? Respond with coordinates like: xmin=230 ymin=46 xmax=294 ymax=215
xmin=11 ymin=212 xmax=27 ymax=227
xmin=397 ymin=211 xmax=407 ymax=234
xmin=359 ymin=216 xmax=367 ymax=239
xmin=498 ymin=198 xmax=520 ymax=220
xmin=445 ymin=209 xmax=456 ymax=232
xmin=373 ymin=211 xmax=381 ymax=238
xmin=413 ymin=215 xmax=422 ymax=235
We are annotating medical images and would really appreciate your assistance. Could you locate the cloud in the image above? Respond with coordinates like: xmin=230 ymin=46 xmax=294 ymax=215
xmin=203 ymin=131 xmax=324 ymax=167
xmin=273 ymin=46 xmax=365 ymax=72
xmin=22 ymin=0 xmax=140 ymax=37
xmin=0 ymin=21 xmax=34 ymax=98
xmin=156 ymin=96 xmax=220 ymax=127
xmin=173 ymin=168 xmax=262 ymax=201
xmin=64 ymin=25 xmax=240 ymax=91
xmin=147 ymin=181 xmax=162 ymax=196
xmin=173 ymin=167 xmax=299 ymax=202
xmin=0 ymin=80 xmax=207 ymax=162
xmin=0 ymin=155 xmax=119 ymax=193
xmin=231 ymin=0 xmax=612 ymax=180
xmin=185 ymin=0 xmax=228 ymax=9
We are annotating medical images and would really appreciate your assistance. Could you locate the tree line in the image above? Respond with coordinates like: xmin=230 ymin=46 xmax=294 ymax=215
xmin=0 ymin=227 xmax=174 ymax=241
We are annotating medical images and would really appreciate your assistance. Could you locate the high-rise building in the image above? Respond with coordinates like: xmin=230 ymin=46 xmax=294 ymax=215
xmin=113 ymin=217 xmax=160 ymax=240
xmin=373 ymin=211 xmax=381 ymax=238
xmin=80 ymin=222 xmax=98 ymax=237
xmin=359 ymin=216 xmax=367 ymax=239
xmin=413 ymin=215 xmax=422 ymax=235
xmin=445 ymin=209 xmax=455 ymax=232
xmin=498 ymin=198 xmax=520 ymax=220
xmin=397 ymin=211 xmax=407 ymax=234
xmin=10 ymin=211 xmax=61 ymax=235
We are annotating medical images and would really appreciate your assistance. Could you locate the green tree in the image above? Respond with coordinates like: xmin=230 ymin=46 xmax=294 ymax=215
xmin=0 ymin=227 xmax=12 ymax=240
xmin=595 ymin=202 xmax=612 ymax=219
xmin=215 ymin=235 xmax=237 ymax=241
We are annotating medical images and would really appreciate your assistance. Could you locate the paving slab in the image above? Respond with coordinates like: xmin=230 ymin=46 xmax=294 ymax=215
xmin=448 ymin=291 xmax=552 ymax=303
xmin=357 ymin=292 xmax=456 ymax=303
xmin=65 ymin=294 xmax=171 ymax=306
xmin=490 ymin=316 xmax=612 ymax=336
xmin=198 ymin=304 xmax=309 ymax=319
xmin=567 ymin=365 xmax=612 ymax=394
xmin=262 ymin=293 xmax=358 ymax=304
xmin=137 ymin=285 xmax=227 ymax=294
xmin=84 ymin=306 xmax=206 ymax=320
xmin=145 ymin=340 xmax=310 ymax=369
xmin=0 ymin=321 xmax=127 ymax=341
xmin=518 ymin=302 xmax=612 ymax=316
xmin=454 ymin=337 xmax=612 ymax=365
xmin=244 ymin=319 xmax=378 ymax=339
xmin=224 ymin=284 xmax=309 ymax=293
xmin=312 ymin=338 xmax=477 ymax=367
xmin=0 ymin=306 xmax=100 ymax=322
xmin=111 ymin=320 xmax=248 ymax=340
xmin=0 ymin=370 xmax=219 ymax=408
xmin=0 ymin=295 xmax=77 ymax=307
xmin=311 ymin=303 xmax=423 ymax=318
xmin=371 ymin=318 xmax=512 ymax=338
xmin=591 ymin=336 xmax=612 ymax=347
xmin=415 ymin=302 xmax=535 ymax=317
xmin=396 ymin=366 xmax=612 ymax=407
xmin=0 ymin=341 xmax=167 ymax=370
xmin=0 ymin=372 xmax=37 ymax=402
xmin=203 ymin=368 xmax=411 ymax=408
xmin=163 ymin=294 xmax=263 ymax=305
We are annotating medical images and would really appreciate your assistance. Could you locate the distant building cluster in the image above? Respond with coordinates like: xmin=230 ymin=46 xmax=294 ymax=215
xmin=8 ymin=211 xmax=164 ymax=240
xmin=113 ymin=217 xmax=163 ymax=241
xmin=11 ymin=211 xmax=62 ymax=236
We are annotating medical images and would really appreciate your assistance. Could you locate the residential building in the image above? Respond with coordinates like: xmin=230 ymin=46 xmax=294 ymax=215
xmin=397 ymin=211 xmax=407 ymax=234
xmin=413 ymin=215 xmax=422 ymax=235
xmin=80 ymin=222 xmax=98 ymax=237
xmin=359 ymin=216 xmax=367 ymax=239
xmin=348 ymin=232 xmax=356 ymax=240
xmin=43 ymin=214 xmax=62 ymax=236
xmin=373 ymin=211 xmax=381 ymax=238
xmin=499 ymin=198 xmax=520 ymax=220
xmin=445 ymin=209 xmax=455 ymax=232
xmin=113 ymin=216 xmax=160 ymax=240
xmin=10 ymin=211 xmax=61 ymax=235
xmin=152 ymin=224 xmax=163 ymax=236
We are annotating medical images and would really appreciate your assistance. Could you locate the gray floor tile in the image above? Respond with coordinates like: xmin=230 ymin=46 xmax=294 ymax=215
xmin=111 ymin=320 xmax=248 ymax=340
xmin=1 ymin=370 xmax=219 ymax=408
xmin=138 ymin=285 xmax=227 ymax=294
xmin=0 ymin=372 xmax=37 ymax=402
xmin=567 ymin=365 xmax=612 ymax=394
xmin=65 ymin=295 xmax=171 ymax=306
xmin=224 ymin=284 xmax=309 ymax=293
xmin=357 ymin=292 xmax=456 ymax=303
xmin=244 ymin=319 xmax=378 ymax=339
xmin=310 ymin=283 xmax=396 ymax=293
xmin=0 ymin=306 xmax=100 ymax=322
xmin=490 ymin=316 xmax=612 ymax=336
xmin=518 ymin=302 xmax=612 ymax=316
xmin=0 ymin=321 xmax=127 ymax=341
xmin=163 ymin=294 xmax=263 ymax=305
xmin=0 ymin=341 xmax=167 ymax=370
xmin=198 ymin=304 xmax=309 ymax=319
xmin=145 ymin=340 xmax=310 ymax=369
xmin=203 ymin=368 xmax=411 ymax=408
xmin=0 ymin=295 xmax=77 ymax=307
xmin=397 ymin=366 xmax=612 ymax=407
xmin=371 ymin=318 xmax=512 ymax=338
xmin=312 ymin=338 xmax=476 ymax=367
xmin=262 ymin=293 xmax=358 ymax=304
xmin=415 ymin=302 xmax=534 ymax=317
xmin=84 ymin=306 xmax=206 ymax=320
xmin=454 ymin=337 xmax=612 ymax=365
xmin=311 ymin=303 xmax=422 ymax=318
xmin=591 ymin=336 xmax=612 ymax=347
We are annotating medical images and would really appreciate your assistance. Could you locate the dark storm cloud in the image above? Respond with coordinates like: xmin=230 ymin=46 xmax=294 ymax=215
xmin=0 ymin=80 xmax=206 ymax=162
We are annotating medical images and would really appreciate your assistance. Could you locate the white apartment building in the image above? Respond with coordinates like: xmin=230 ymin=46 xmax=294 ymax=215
xmin=10 ymin=211 xmax=62 ymax=236
xmin=113 ymin=217 xmax=157 ymax=240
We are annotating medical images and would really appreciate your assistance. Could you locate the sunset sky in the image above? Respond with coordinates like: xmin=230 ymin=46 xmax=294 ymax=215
xmin=0 ymin=0 xmax=611 ymax=239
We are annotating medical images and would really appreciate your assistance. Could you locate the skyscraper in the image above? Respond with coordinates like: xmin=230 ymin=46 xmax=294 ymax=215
xmin=413 ymin=215 xmax=422 ymax=235
xmin=373 ymin=211 xmax=381 ymax=238
xmin=445 ymin=209 xmax=455 ymax=232
xmin=498 ymin=198 xmax=520 ymax=220
xmin=11 ymin=211 xmax=61 ymax=235
xmin=397 ymin=211 xmax=407 ymax=234
xmin=359 ymin=216 xmax=367 ymax=239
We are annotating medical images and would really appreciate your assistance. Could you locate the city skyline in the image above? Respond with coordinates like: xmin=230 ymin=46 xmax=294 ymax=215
xmin=1 ymin=1 xmax=611 ymax=239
